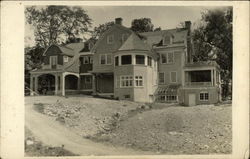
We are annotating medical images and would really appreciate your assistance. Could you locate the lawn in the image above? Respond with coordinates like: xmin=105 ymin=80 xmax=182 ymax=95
xmin=29 ymin=95 xmax=232 ymax=155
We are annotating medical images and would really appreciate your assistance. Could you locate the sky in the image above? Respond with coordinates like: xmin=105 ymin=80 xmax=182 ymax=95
xmin=25 ymin=6 xmax=225 ymax=47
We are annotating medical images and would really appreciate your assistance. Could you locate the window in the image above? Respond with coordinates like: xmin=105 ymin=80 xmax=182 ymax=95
xmin=161 ymin=54 xmax=167 ymax=64
xmin=107 ymin=35 xmax=114 ymax=44
xmin=161 ymin=53 xmax=174 ymax=64
xmin=50 ymin=56 xmax=57 ymax=68
xmin=136 ymin=55 xmax=145 ymax=65
xmin=164 ymin=36 xmax=171 ymax=45
xmin=120 ymin=76 xmax=133 ymax=87
xmin=124 ymin=95 xmax=130 ymax=99
xmin=147 ymin=56 xmax=152 ymax=66
xmin=107 ymin=54 xmax=112 ymax=64
xmin=135 ymin=76 xmax=143 ymax=87
xmin=85 ymin=76 xmax=92 ymax=84
xmin=158 ymin=95 xmax=178 ymax=102
xmin=167 ymin=52 xmax=174 ymax=63
xmin=170 ymin=71 xmax=177 ymax=83
xmin=100 ymin=54 xmax=112 ymax=65
xmin=100 ymin=55 xmax=106 ymax=64
xmin=88 ymin=43 xmax=93 ymax=50
xmin=83 ymin=56 xmax=89 ymax=64
xmin=63 ymin=56 xmax=69 ymax=63
xmin=200 ymin=92 xmax=209 ymax=101
xmin=122 ymin=33 xmax=128 ymax=42
xmin=159 ymin=73 xmax=165 ymax=84
xmin=121 ymin=55 xmax=132 ymax=65
xmin=89 ymin=56 xmax=93 ymax=64
xmin=115 ymin=56 xmax=119 ymax=66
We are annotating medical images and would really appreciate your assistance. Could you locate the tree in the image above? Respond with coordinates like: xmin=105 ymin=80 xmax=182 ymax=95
xmin=154 ymin=27 xmax=161 ymax=32
xmin=91 ymin=21 xmax=115 ymax=40
xmin=192 ymin=7 xmax=232 ymax=98
xmin=25 ymin=6 xmax=92 ymax=48
xmin=131 ymin=18 xmax=154 ymax=33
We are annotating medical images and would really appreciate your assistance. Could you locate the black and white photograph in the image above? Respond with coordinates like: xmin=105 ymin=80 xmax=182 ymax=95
xmin=1 ymin=1 xmax=249 ymax=159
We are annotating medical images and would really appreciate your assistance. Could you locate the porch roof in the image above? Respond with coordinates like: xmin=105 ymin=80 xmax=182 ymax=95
xmin=184 ymin=61 xmax=220 ymax=71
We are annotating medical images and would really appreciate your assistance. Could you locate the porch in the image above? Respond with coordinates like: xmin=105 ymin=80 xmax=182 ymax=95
xmin=183 ymin=61 xmax=221 ymax=88
xmin=29 ymin=70 xmax=80 ymax=96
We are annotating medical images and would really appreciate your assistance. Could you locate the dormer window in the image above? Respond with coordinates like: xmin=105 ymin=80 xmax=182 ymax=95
xmin=122 ymin=33 xmax=129 ymax=42
xmin=163 ymin=35 xmax=172 ymax=45
xmin=63 ymin=56 xmax=69 ymax=63
xmin=107 ymin=35 xmax=114 ymax=44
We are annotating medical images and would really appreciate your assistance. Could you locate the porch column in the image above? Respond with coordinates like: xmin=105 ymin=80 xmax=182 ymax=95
xmin=34 ymin=75 xmax=38 ymax=94
xmin=214 ymin=70 xmax=217 ymax=86
xmin=132 ymin=54 xmax=136 ymax=65
xmin=118 ymin=55 xmax=121 ymax=66
xmin=55 ymin=74 xmax=58 ymax=95
xmin=92 ymin=75 xmax=96 ymax=95
xmin=61 ymin=73 xmax=65 ymax=96
xmin=145 ymin=55 xmax=148 ymax=66
xmin=77 ymin=76 xmax=81 ymax=90
xmin=182 ymin=71 xmax=185 ymax=87
xmin=30 ymin=75 xmax=34 ymax=96
xmin=211 ymin=69 xmax=214 ymax=86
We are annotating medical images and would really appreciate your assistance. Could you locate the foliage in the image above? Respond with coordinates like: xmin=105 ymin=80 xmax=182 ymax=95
xmin=192 ymin=7 xmax=232 ymax=97
xmin=91 ymin=21 xmax=115 ymax=40
xmin=25 ymin=45 xmax=45 ymax=70
xmin=25 ymin=6 xmax=92 ymax=48
xmin=131 ymin=18 xmax=154 ymax=33
xmin=154 ymin=27 xmax=162 ymax=32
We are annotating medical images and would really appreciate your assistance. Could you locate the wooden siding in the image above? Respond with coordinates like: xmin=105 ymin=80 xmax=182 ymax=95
xmin=93 ymin=26 xmax=131 ymax=73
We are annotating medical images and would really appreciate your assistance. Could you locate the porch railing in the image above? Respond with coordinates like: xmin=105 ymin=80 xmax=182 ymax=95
xmin=185 ymin=82 xmax=212 ymax=87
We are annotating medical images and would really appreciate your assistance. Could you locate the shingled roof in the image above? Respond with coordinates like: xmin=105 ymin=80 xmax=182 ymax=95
xmin=118 ymin=32 xmax=151 ymax=51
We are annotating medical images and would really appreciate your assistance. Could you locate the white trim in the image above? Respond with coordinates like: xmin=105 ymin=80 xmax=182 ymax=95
xmin=199 ymin=91 xmax=209 ymax=101
xmin=170 ymin=71 xmax=177 ymax=83
xmin=159 ymin=72 xmax=165 ymax=84
xmin=134 ymin=75 xmax=144 ymax=87
xmin=85 ymin=76 xmax=92 ymax=84
xmin=167 ymin=52 xmax=174 ymax=64
xmin=83 ymin=56 xmax=89 ymax=64
xmin=107 ymin=34 xmax=114 ymax=44
xmin=120 ymin=75 xmax=133 ymax=88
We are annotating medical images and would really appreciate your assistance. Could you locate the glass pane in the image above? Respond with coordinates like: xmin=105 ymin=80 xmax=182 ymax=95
xmin=121 ymin=55 xmax=132 ymax=65
xmin=161 ymin=54 xmax=167 ymax=63
xmin=168 ymin=53 xmax=174 ymax=63
xmin=107 ymin=54 xmax=111 ymax=64
xmin=136 ymin=55 xmax=145 ymax=64
xmin=115 ymin=56 xmax=119 ymax=66
xmin=101 ymin=55 xmax=105 ymax=64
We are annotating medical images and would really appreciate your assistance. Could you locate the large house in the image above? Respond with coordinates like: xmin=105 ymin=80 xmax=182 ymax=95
xmin=30 ymin=18 xmax=222 ymax=106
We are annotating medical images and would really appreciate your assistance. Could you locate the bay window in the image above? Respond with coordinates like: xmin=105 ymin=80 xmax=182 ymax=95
xmin=136 ymin=55 xmax=145 ymax=65
xmin=135 ymin=76 xmax=143 ymax=87
xmin=121 ymin=55 xmax=132 ymax=65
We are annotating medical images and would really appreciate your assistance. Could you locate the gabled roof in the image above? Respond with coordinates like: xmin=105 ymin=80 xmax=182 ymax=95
xmin=91 ymin=24 xmax=132 ymax=52
xmin=64 ymin=42 xmax=85 ymax=53
xmin=118 ymin=32 xmax=151 ymax=51
xmin=139 ymin=28 xmax=188 ymax=46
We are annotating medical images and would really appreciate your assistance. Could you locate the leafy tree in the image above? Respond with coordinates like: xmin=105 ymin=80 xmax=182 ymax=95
xmin=131 ymin=18 xmax=154 ymax=33
xmin=25 ymin=6 xmax=92 ymax=48
xmin=154 ymin=27 xmax=161 ymax=32
xmin=91 ymin=21 xmax=115 ymax=40
xmin=192 ymin=7 xmax=232 ymax=98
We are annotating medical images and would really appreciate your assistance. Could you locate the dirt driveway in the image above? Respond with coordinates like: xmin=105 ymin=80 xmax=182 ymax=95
xmin=25 ymin=96 xmax=152 ymax=156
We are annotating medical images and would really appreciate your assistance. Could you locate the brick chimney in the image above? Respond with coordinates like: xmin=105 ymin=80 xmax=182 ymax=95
xmin=185 ymin=21 xmax=191 ymax=35
xmin=115 ymin=17 xmax=123 ymax=25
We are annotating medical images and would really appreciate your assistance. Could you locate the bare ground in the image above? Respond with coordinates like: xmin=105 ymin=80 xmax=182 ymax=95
xmin=26 ymin=95 xmax=232 ymax=155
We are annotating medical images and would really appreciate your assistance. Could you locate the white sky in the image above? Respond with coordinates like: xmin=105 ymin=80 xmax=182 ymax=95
xmin=25 ymin=6 xmax=226 ymax=47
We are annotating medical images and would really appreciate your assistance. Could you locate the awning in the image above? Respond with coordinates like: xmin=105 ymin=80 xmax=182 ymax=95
xmin=156 ymin=85 xmax=181 ymax=95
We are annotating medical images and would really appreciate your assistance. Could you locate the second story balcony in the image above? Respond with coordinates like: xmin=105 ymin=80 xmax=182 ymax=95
xmin=185 ymin=81 xmax=212 ymax=87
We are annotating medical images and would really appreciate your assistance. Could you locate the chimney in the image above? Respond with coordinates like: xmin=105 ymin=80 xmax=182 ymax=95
xmin=185 ymin=21 xmax=191 ymax=35
xmin=115 ymin=17 xmax=123 ymax=25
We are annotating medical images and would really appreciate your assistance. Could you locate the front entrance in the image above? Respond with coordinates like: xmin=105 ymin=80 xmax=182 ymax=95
xmin=96 ymin=74 xmax=114 ymax=93
xmin=38 ymin=74 xmax=55 ymax=95
xmin=188 ymin=94 xmax=196 ymax=106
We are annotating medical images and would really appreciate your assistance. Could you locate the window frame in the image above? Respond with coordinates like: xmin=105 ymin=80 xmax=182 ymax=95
xmin=147 ymin=56 xmax=152 ymax=66
xmin=85 ymin=76 xmax=92 ymax=84
xmin=83 ymin=56 xmax=89 ymax=64
xmin=107 ymin=34 xmax=114 ymax=44
xmin=159 ymin=72 xmax=165 ymax=84
xmin=89 ymin=56 xmax=93 ymax=64
xmin=106 ymin=54 xmax=112 ymax=65
xmin=100 ymin=54 xmax=112 ymax=65
xmin=115 ymin=56 xmax=119 ymax=66
xmin=63 ymin=56 xmax=69 ymax=63
xmin=163 ymin=35 xmax=172 ymax=45
xmin=121 ymin=55 xmax=132 ymax=65
xmin=135 ymin=55 xmax=145 ymax=65
xmin=199 ymin=92 xmax=209 ymax=101
xmin=170 ymin=71 xmax=177 ymax=83
xmin=120 ymin=75 xmax=133 ymax=88
xmin=134 ymin=75 xmax=143 ymax=87
xmin=50 ymin=56 xmax=57 ymax=67
xmin=161 ymin=54 xmax=167 ymax=64
xmin=167 ymin=52 xmax=174 ymax=63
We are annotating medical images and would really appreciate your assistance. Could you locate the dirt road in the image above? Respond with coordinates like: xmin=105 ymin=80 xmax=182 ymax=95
xmin=25 ymin=96 xmax=152 ymax=156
